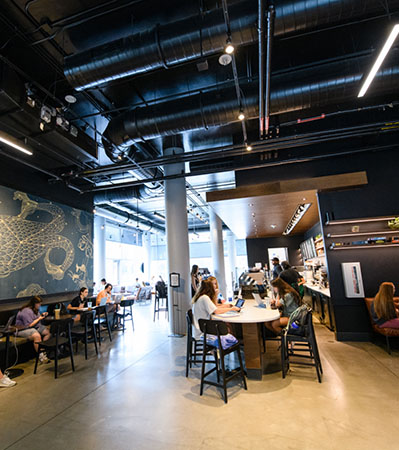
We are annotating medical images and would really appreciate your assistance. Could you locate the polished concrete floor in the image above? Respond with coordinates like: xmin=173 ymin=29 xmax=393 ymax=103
xmin=1 ymin=303 xmax=399 ymax=450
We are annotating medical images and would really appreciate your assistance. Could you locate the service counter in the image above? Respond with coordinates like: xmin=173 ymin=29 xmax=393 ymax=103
xmin=304 ymin=283 xmax=335 ymax=331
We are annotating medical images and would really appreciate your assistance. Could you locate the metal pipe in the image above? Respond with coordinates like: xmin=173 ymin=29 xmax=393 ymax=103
xmin=258 ymin=0 xmax=265 ymax=139
xmin=264 ymin=4 xmax=275 ymax=138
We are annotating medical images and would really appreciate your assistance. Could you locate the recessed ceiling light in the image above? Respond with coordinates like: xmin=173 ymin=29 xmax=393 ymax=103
xmin=270 ymin=224 xmax=276 ymax=229
xmin=65 ymin=94 xmax=77 ymax=104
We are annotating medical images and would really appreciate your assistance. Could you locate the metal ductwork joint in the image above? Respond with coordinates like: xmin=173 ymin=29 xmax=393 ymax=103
xmin=64 ymin=0 xmax=398 ymax=90
xmin=101 ymin=53 xmax=399 ymax=142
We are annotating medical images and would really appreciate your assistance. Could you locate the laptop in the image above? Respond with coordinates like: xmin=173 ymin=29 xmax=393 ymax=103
xmin=99 ymin=297 xmax=108 ymax=306
xmin=235 ymin=298 xmax=245 ymax=308
xmin=253 ymin=293 xmax=266 ymax=308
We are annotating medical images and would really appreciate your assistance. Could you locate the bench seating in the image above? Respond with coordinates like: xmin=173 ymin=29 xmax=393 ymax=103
xmin=364 ymin=297 xmax=399 ymax=354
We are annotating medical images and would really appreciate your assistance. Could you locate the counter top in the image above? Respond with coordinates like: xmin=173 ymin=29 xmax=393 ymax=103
xmin=304 ymin=283 xmax=330 ymax=297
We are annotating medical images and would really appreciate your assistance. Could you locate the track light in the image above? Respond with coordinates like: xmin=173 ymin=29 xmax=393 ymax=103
xmin=224 ymin=37 xmax=234 ymax=55
xmin=283 ymin=203 xmax=311 ymax=235
xmin=153 ymin=211 xmax=166 ymax=221
xmin=0 ymin=131 xmax=32 ymax=156
xmin=358 ymin=24 xmax=399 ymax=97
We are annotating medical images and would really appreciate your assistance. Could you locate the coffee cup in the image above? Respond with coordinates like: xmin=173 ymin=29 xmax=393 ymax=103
xmin=87 ymin=301 xmax=92 ymax=308
xmin=54 ymin=308 xmax=61 ymax=320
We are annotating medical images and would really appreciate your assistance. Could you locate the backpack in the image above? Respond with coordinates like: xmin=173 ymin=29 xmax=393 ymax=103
xmin=286 ymin=304 xmax=312 ymax=336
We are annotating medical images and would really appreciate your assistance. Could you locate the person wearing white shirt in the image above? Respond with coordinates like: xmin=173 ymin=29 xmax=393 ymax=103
xmin=192 ymin=279 xmax=240 ymax=340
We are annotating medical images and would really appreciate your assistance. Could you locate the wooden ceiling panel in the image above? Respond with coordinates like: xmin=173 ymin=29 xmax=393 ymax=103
xmin=209 ymin=190 xmax=319 ymax=238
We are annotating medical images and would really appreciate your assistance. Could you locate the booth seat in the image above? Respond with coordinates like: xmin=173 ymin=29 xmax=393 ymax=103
xmin=364 ymin=297 xmax=399 ymax=354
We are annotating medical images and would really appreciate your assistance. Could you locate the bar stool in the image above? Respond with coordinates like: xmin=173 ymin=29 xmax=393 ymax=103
xmin=153 ymin=291 xmax=168 ymax=321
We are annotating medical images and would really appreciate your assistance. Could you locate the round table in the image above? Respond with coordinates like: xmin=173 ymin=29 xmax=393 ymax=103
xmin=215 ymin=300 xmax=280 ymax=380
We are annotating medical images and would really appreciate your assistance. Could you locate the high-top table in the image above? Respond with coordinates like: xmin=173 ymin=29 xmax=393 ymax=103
xmin=215 ymin=300 xmax=280 ymax=380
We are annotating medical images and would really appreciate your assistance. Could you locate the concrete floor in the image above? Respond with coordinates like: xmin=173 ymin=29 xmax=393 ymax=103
xmin=1 ymin=303 xmax=399 ymax=450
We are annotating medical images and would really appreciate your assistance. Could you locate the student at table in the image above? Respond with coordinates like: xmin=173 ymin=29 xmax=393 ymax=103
xmin=16 ymin=296 xmax=51 ymax=364
xmin=191 ymin=279 xmax=240 ymax=340
xmin=0 ymin=369 xmax=16 ymax=388
xmin=68 ymin=287 xmax=89 ymax=323
xmin=371 ymin=282 xmax=399 ymax=328
xmin=96 ymin=283 xmax=113 ymax=306
xmin=208 ymin=276 xmax=225 ymax=303
xmin=266 ymin=278 xmax=301 ymax=335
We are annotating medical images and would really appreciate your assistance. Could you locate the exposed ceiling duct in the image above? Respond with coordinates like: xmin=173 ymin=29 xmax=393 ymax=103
xmin=101 ymin=53 xmax=399 ymax=145
xmin=64 ymin=0 xmax=397 ymax=90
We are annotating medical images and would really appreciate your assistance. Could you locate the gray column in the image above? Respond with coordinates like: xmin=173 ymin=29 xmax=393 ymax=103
xmin=209 ymin=208 xmax=227 ymax=299
xmin=163 ymin=137 xmax=191 ymax=335
xmin=93 ymin=215 xmax=106 ymax=285
xmin=227 ymin=230 xmax=237 ymax=291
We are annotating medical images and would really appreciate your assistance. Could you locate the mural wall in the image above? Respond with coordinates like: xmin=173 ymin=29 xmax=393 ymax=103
xmin=0 ymin=185 xmax=93 ymax=301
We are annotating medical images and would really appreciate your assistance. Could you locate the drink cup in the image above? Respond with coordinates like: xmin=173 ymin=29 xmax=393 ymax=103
xmin=54 ymin=309 xmax=60 ymax=320
xmin=87 ymin=301 xmax=92 ymax=308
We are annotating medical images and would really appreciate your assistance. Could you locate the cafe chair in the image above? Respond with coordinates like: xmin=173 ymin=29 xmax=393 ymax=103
xmin=198 ymin=318 xmax=247 ymax=404
xmin=71 ymin=310 xmax=98 ymax=359
xmin=154 ymin=290 xmax=168 ymax=321
xmin=185 ymin=310 xmax=204 ymax=377
xmin=94 ymin=305 xmax=112 ymax=345
xmin=281 ymin=310 xmax=323 ymax=383
xmin=34 ymin=318 xmax=75 ymax=379
xmin=115 ymin=299 xmax=135 ymax=332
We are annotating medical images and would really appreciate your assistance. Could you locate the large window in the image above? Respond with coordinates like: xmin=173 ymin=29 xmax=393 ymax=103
xmin=106 ymin=240 xmax=145 ymax=286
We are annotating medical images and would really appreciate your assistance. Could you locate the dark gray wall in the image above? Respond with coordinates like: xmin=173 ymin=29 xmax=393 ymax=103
xmin=237 ymin=147 xmax=399 ymax=341
xmin=246 ymin=234 xmax=304 ymax=269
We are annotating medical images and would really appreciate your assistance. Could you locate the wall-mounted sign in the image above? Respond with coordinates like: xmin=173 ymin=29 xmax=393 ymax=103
xmin=169 ymin=272 xmax=180 ymax=288
xmin=341 ymin=262 xmax=365 ymax=298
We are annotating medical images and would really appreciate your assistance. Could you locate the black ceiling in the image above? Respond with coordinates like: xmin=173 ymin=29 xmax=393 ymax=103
xmin=0 ymin=0 xmax=399 ymax=231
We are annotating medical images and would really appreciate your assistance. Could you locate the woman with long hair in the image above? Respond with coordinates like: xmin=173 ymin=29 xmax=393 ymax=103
xmin=266 ymin=278 xmax=301 ymax=335
xmin=371 ymin=282 xmax=399 ymax=328
xmin=191 ymin=279 xmax=240 ymax=339
xmin=16 ymin=296 xmax=51 ymax=363
xmin=191 ymin=265 xmax=201 ymax=297
xmin=207 ymin=276 xmax=225 ymax=303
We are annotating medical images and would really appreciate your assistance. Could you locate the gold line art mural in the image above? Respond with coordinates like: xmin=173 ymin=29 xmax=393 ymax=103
xmin=0 ymin=186 xmax=93 ymax=300
xmin=17 ymin=283 xmax=47 ymax=298
xmin=0 ymin=191 xmax=74 ymax=280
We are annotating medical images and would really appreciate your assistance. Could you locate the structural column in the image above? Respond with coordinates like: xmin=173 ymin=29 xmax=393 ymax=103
xmin=209 ymin=208 xmax=227 ymax=299
xmin=227 ymin=230 xmax=237 ymax=292
xmin=163 ymin=136 xmax=191 ymax=335
xmin=93 ymin=215 xmax=106 ymax=286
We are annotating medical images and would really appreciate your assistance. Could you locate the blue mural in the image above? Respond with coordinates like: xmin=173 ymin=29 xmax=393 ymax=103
xmin=0 ymin=185 xmax=93 ymax=301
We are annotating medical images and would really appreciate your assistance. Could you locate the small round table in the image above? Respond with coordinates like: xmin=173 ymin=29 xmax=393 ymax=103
xmin=215 ymin=300 xmax=280 ymax=380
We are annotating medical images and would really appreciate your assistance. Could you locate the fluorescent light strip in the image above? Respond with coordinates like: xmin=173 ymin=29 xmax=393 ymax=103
xmin=283 ymin=203 xmax=312 ymax=235
xmin=0 ymin=135 xmax=33 ymax=155
xmin=358 ymin=24 xmax=399 ymax=98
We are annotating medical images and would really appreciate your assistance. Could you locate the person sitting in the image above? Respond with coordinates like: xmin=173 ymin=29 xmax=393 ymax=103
xmin=68 ymin=287 xmax=89 ymax=323
xmin=191 ymin=279 xmax=240 ymax=341
xmin=279 ymin=261 xmax=305 ymax=297
xmin=266 ymin=278 xmax=302 ymax=335
xmin=207 ymin=276 xmax=226 ymax=303
xmin=96 ymin=283 xmax=113 ymax=306
xmin=0 ymin=369 xmax=16 ymax=388
xmin=16 ymin=296 xmax=51 ymax=364
xmin=371 ymin=282 xmax=399 ymax=328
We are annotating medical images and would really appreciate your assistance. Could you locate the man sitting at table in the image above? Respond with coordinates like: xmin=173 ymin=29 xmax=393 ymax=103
xmin=68 ymin=287 xmax=89 ymax=323
xmin=16 ymin=296 xmax=51 ymax=364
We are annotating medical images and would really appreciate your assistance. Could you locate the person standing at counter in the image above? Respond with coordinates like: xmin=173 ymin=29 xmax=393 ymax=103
xmin=271 ymin=257 xmax=282 ymax=280
xmin=266 ymin=278 xmax=301 ymax=335
xmin=371 ymin=282 xmax=399 ymax=328
xmin=191 ymin=265 xmax=201 ymax=297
